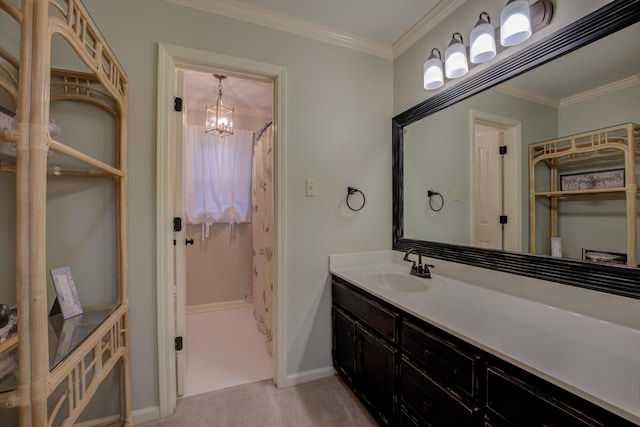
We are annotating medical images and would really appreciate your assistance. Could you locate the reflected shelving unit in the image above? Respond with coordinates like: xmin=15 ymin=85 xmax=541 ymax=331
xmin=0 ymin=1 xmax=131 ymax=426
xmin=529 ymin=123 xmax=640 ymax=266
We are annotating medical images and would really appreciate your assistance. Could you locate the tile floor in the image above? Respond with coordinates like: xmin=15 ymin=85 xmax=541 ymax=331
xmin=184 ymin=304 xmax=273 ymax=397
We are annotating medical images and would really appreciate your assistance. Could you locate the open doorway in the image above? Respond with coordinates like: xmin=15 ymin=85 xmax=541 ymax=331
xmin=470 ymin=110 xmax=522 ymax=252
xmin=156 ymin=44 xmax=287 ymax=418
xmin=178 ymin=70 xmax=274 ymax=397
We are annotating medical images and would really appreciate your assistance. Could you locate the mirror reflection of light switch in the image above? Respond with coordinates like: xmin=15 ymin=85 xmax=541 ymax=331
xmin=453 ymin=186 xmax=461 ymax=201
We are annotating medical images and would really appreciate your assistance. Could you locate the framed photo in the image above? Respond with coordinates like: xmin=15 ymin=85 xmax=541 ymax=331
xmin=582 ymin=249 xmax=627 ymax=266
xmin=560 ymin=168 xmax=624 ymax=191
xmin=50 ymin=267 xmax=83 ymax=319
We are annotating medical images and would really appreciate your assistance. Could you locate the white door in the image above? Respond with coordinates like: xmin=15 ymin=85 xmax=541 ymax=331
xmin=173 ymin=70 xmax=187 ymax=397
xmin=474 ymin=124 xmax=503 ymax=249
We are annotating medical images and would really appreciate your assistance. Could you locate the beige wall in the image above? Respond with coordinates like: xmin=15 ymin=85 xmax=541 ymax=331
xmin=185 ymin=223 xmax=253 ymax=306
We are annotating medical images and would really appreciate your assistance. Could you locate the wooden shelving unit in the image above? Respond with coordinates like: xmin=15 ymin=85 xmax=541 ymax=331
xmin=529 ymin=123 xmax=640 ymax=266
xmin=0 ymin=1 xmax=131 ymax=426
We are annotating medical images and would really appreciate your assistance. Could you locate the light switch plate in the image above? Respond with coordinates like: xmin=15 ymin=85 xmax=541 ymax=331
xmin=306 ymin=179 xmax=317 ymax=197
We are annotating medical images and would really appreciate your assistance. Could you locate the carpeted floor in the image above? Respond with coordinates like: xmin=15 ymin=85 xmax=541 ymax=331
xmin=141 ymin=375 xmax=378 ymax=427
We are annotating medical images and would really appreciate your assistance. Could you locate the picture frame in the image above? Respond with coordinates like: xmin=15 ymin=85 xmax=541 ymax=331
xmin=0 ymin=305 xmax=18 ymax=354
xmin=560 ymin=168 xmax=625 ymax=191
xmin=49 ymin=266 xmax=83 ymax=319
xmin=582 ymin=249 xmax=627 ymax=266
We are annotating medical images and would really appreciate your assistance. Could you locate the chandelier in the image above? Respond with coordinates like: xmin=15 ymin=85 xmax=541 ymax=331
xmin=205 ymin=74 xmax=234 ymax=137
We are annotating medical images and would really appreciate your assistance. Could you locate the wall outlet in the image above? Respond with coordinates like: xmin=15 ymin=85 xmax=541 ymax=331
xmin=306 ymin=179 xmax=317 ymax=197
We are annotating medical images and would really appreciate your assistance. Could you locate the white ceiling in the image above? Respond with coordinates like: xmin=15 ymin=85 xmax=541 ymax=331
xmin=181 ymin=69 xmax=273 ymax=116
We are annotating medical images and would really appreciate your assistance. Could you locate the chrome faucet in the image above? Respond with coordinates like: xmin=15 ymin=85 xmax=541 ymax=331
xmin=403 ymin=248 xmax=434 ymax=278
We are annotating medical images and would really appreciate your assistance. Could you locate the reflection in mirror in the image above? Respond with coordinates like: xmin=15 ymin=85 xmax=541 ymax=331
xmin=402 ymin=21 xmax=640 ymax=266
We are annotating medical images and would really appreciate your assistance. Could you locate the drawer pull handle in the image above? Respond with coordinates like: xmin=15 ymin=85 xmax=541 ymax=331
xmin=422 ymin=401 xmax=432 ymax=412
xmin=423 ymin=349 xmax=434 ymax=359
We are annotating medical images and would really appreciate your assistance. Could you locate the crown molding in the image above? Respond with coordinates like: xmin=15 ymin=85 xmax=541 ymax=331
xmin=392 ymin=0 xmax=466 ymax=59
xmin=560 ymin=74 xmax=640 ymax=107
xmin=163 ymin=0 xmax=393 ymax=59
xmin=495 ymin=74 xmax=640 ymax=109
xmin=494 ymin=83 xmax=560 ymax=108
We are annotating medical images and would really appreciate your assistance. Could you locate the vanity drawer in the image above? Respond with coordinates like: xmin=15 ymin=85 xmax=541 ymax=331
xmin=401 ymin=358 xmax=480 ymax=426
xmin=402 ymin=319 xmax=480 ymax=397
xmin=332 ymin=280 xmax=399 ymax=342
xmin=486 ymin=366 xmax=603 ymax=427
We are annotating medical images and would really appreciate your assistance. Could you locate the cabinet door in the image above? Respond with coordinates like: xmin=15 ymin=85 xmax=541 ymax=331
xmin=402 ymin=358 xmax=480 ymax=427
xmin=487 ymin=366 xmax=602 ymax=427
xmin=332 ymin=307 xmax=357 ymax=386
xmin=403 ymin=319 xmax=480 ymax=397
xmin=357 ymin=324 xmax=398 ymax=426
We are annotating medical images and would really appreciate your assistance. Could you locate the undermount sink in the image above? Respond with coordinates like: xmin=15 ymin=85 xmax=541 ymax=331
xmin=366 ymin=272 xmax=430 ymax=292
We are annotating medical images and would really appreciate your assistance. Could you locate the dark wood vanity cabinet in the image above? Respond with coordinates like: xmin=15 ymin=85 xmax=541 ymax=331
xmin=485 ymin=363 xmax=639 ymax=427
xmin=401 ymin=319 xmax=482 ymax=426
xmin=331 ymin=276 xmax=638 ymax=427
xmin=332 ymin=279 xmax=400 ymax=426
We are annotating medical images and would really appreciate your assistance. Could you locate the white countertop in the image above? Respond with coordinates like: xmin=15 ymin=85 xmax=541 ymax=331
xmin=329 ymin=251 xmax=640 ymax=424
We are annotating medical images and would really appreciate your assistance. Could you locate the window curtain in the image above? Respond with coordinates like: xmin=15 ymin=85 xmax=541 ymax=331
xmin=251 ymin=122 xmax=274 ymax=353
xmin=183 ymin=125 xmax=254 ymax=239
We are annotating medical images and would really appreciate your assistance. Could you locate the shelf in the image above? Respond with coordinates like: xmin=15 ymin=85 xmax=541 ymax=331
xmin=528 ymin=123 xmax=639 ymax=266
xmin=0 ymin=304 xmax=119 ymax=395
xmin=533 ymin=187 xmax=630 ymax=197
xmin=0 ymin=0 xmax=131 ymax=424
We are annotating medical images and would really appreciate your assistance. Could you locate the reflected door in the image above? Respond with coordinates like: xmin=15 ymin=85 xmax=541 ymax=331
xmin=474 ymin=124 xmax=503 ymax=249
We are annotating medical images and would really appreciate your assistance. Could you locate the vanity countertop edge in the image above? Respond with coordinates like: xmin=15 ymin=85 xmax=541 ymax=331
xmin=329 ymin=250 xmax=640 ymax=425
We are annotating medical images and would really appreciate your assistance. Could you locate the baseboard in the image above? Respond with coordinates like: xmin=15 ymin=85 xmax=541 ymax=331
xmin=186 ymin=299 xmax=251 ymax=314
xmin=74 ymin=406 xmax=160 ymax=426
xmin=280 ymin=366 xmax=336 ymax=388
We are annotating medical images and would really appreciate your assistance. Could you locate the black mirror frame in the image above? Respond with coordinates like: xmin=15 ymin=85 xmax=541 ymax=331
xmin=392 ymin=0 xmax=640 ymax=299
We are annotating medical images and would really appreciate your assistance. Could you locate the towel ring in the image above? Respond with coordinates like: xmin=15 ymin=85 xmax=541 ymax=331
xmin=346 ymin=187 xmax=366 ymax=211
xmin=427 ymin=190 xmax=444 ymax=212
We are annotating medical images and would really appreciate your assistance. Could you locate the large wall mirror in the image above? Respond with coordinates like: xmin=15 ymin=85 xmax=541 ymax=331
xmin=392 ymin=0 xmax=640 ymax=299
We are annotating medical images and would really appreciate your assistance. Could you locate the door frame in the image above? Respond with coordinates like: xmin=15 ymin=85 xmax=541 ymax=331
xmin=469 ymin=110 xmax=522 ymax=253
xmin=156 ymin=43 xmax=287 ymax=418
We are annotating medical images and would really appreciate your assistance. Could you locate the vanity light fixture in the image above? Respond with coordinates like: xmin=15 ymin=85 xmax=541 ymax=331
xmin=444 ymin=32 xmax=469 ymax=79
xmin=421 ymin=0 xmax=552 ymax=91
xmin=500 ymin=0 xmax=532 ymax=46
xmin=205 ymin=74 xmax=234 ymax=137
xmin=423 ymin=48 xmax=444 ymax=90
xmin=470 ymin=12 xmax=496 ymax=64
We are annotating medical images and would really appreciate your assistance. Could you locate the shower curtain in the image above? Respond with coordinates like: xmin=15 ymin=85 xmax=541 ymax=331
xmin=251 ymin=121 xmax=274 ymax=353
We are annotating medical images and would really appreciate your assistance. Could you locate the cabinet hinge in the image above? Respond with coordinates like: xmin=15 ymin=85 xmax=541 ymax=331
xmin=173 ymin=217 xmax=182 ymax=232
xmin=500 ymin=215 xmax=508 ymax=224
xmin=174 ymin=97 xmax=183 ymax=112
xmin=499 ymin=146 xmax=507 ymax=155
xmin=175 ymin=336 xmax=183 ymax=351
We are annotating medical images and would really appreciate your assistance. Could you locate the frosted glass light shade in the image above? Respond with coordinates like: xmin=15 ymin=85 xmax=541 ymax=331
xmin=500 ymin=0 xmax=532 ymax=46
xmin=444 ymin=33 xmax=468 ymax=79
xmin=470 ymin=13 xmax=496 ymax=64
xmin=423 ymin=48 xmax=444 ymax=90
